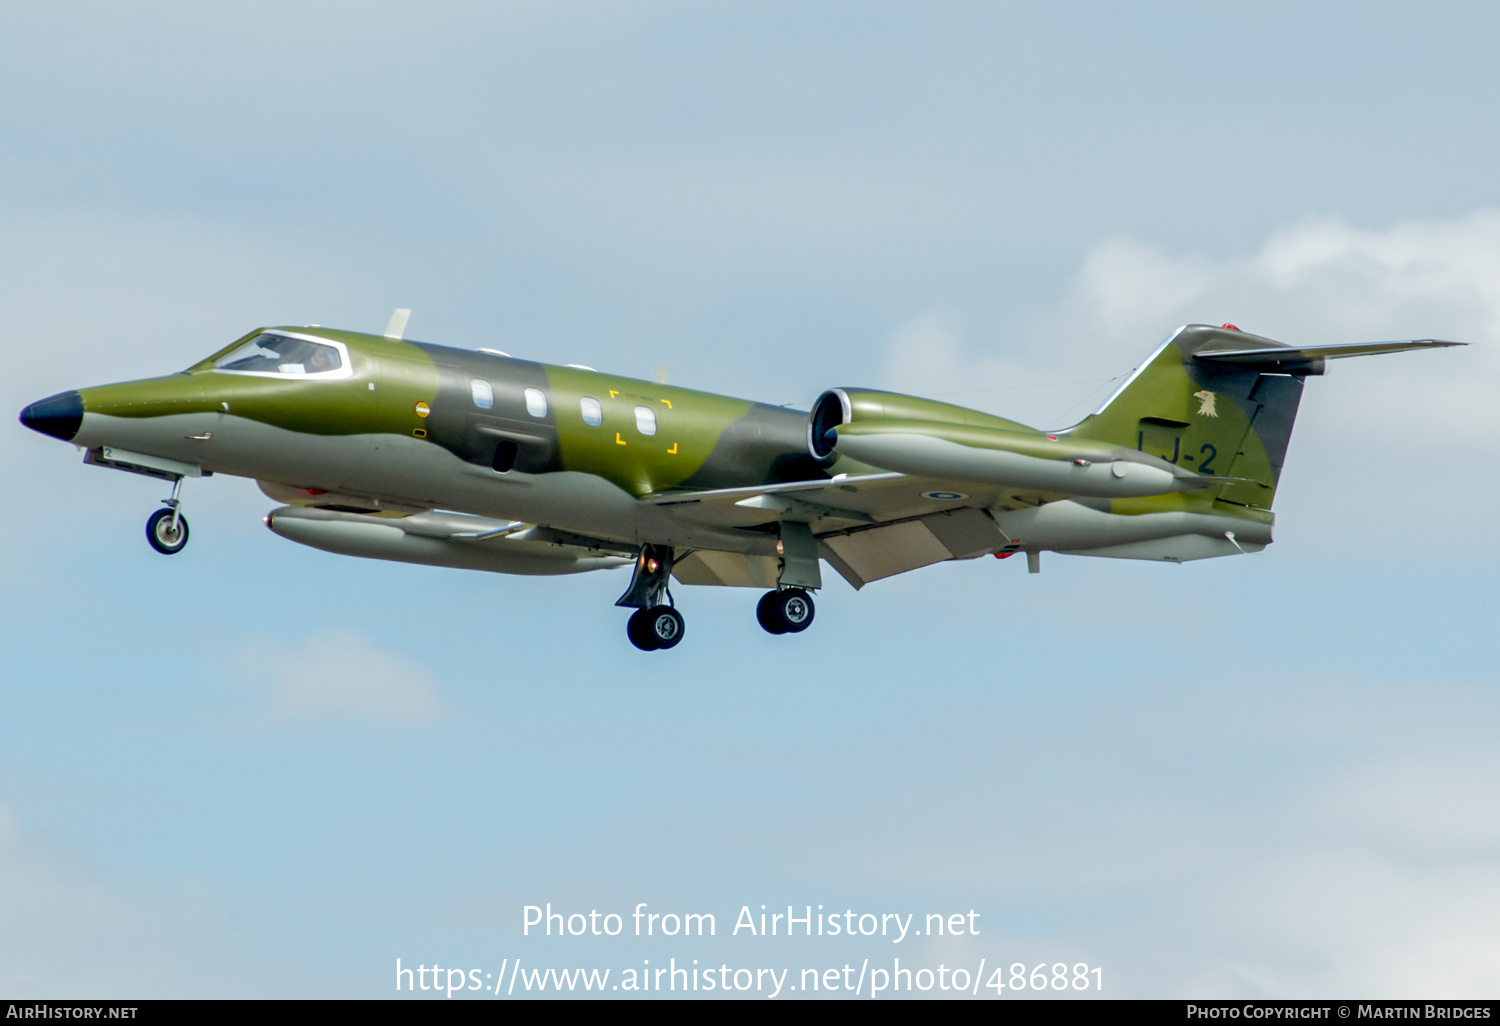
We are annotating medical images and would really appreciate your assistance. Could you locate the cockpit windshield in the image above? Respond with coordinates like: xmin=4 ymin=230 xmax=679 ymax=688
xmin=213 ymin=333 xmax=348 ymax=378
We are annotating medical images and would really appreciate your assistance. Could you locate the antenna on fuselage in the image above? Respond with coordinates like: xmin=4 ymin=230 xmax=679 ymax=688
xmin=655 ymin=364 xmax=669 ymax=385
xmin=384 ymin=308 xmax=411 ymax=339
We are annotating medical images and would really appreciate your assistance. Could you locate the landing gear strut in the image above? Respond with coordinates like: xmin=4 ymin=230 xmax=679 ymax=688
xmin=756 ymin=521 xmax=819 ymax=635
xmin=617 ymin=543 xmax=684 ymax=651
xmin=145 ymin=476 xmax=189 ymax=555
xmin=757 ymin=588 xmax=815 ymax=635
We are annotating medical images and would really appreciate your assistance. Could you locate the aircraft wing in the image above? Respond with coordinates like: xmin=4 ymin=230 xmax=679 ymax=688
xmin=644 ymin=471 xmax=1070 ymax=530
xmin=647 ymin=473 xmax=1035 ymax=589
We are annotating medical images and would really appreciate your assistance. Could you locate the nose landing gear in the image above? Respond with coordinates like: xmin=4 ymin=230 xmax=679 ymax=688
xmin=145 ymin=476 xmax=189 ymax=555
xmin=757 ymin=588 xmax=815 ymax=635
xmin=146 ymin=507 xmax=189 ymax=554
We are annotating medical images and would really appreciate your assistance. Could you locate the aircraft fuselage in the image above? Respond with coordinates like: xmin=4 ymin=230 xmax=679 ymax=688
xmin=34 ymin=328 xmax=829 ymax=556
xmin=26 ymin=321 xmax=1452 ymax=650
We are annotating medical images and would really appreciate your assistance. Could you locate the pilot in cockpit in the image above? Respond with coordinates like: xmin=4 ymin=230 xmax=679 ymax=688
xmin=304 ymin=345 xmax=338 ymax=374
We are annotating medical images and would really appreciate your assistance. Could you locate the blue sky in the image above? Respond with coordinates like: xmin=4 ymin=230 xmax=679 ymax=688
xmin=4 ymin=1 xmax=1499 ymax=998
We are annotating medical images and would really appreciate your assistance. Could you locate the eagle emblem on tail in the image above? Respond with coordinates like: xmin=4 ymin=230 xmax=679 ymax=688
xmin=1192 ymin=390 xmax=1218 ymax=417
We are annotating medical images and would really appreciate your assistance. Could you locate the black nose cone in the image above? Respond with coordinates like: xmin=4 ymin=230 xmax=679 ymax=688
xmin=19 ymin=390 xmax=83 ymax=442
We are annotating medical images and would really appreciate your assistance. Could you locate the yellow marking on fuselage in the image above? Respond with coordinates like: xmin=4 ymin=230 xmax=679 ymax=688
xmin=667 ymin=442 xmax=678 ymax=454
xmin=615 ymin=433 xmax=627 ymax=446
xmin=660 ymin=399 xmax=672 ymax=408
xmin=609 ymin=390 xmax=619 ymax=398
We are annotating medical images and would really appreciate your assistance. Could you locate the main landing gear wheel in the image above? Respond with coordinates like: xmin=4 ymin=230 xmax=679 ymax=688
xmin=757 ymin=588 xmax=814 ymax=635
xmin=145 ymin=507 xmax=189 ymax=554
xmin=627 ymin=605 xmax=685 ymax=651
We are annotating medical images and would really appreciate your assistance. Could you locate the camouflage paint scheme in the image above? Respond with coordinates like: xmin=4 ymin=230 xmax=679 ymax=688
xmin=18 ymin=322 xmax=1459 ymax=638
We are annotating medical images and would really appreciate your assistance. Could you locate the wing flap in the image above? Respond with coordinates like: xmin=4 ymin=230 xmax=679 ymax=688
xmin=817 ymin=508 xmax=1006 ymax=589
xmin=672 ymin=550 xmax=782 ymax=588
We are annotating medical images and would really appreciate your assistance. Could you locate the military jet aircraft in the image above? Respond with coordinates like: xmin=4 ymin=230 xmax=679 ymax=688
xmin=19 ymin=315 xmax=1459 ymax=650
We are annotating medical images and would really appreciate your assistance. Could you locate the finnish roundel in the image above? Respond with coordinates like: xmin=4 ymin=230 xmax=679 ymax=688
xmin=921 ymin=490 xmax=968 ymax=501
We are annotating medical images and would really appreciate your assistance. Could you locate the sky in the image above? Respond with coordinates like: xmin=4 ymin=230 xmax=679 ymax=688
xmin=3 ymin=0 xmax=1500 ymax=999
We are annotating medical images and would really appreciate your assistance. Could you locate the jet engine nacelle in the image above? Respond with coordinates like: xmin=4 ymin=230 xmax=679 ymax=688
xmin=806 ymin=387 xmax=1032 ymax=462
xmin=807 ymin=387 xmax=1213 ymax=499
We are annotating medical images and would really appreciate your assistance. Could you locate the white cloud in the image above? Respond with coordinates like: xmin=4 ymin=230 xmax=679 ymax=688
xmin=880 ymin=307 xmax=968 ymax=396
xmin=719 ymin=668 xmax=1500 ymax=998
xmin=239 ymin=631 xmax=442 ymax=725
xmin=1317 ymin=752 xmax=1500 ymax=853
xmin=1159 ymin=681 xmax=1500 ymax=997
xmin=1200 ymin=848 xmax=1500 ymax=997
xmin=1076 ymin=236 xmax=1217 ymax=339
xmin=880 ymin=210 xmax=1500 ymax=550
xmin=0 ymin=800 xmax=258 ymax=996
xmin=885 ymin=209 xmax=1500 ymax=428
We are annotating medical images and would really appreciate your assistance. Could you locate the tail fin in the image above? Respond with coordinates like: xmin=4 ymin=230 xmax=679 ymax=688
xmin=1061 ymin=324 xmax=1460 ymax=510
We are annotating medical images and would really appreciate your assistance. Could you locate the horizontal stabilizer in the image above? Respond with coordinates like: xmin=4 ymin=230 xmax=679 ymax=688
xmin=1195 ymin=338 xmax=1463 ymax=374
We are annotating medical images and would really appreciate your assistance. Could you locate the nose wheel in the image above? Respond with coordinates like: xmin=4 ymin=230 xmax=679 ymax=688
xmin=757 ymin=588 xmax=815 ymax=635
xmin=145 ymin=476 xmax=189 ymax=554
xmin=146 ymin=507 xmax=189 ymax=554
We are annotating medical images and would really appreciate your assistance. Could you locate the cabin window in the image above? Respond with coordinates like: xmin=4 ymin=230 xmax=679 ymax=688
xmin=470 ymin=378 xmax=494 ymax=410
xmin=524 ymin=388 xmax=548 ymax=418
xmin=213 ymin=332 xmax=346 ymax=378
xmin=580 ymin=396 xmax=602 ymax=426
xmin=635 ymin=405 xmax=657 ymax=436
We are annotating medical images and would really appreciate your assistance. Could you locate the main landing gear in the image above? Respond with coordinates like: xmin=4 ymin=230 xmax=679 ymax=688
xmin=145 ymin=476 xmax=190 ymax=555
xmin=757 ymin=588 xmax=815 ymax=635
xmin=616 ymin=542 xmax=820 ymax=650
xmin=758 ymin=521 xmax=819 ymax=637
xmin=617 ymin=544 xmax=685 ymax=651
xmin=627 ymin=605 xmax=685 ymax=651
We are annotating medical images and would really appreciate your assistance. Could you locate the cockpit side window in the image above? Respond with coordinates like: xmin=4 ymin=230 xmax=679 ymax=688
xmin=213 ymin=333 xmax=347 ymax=378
